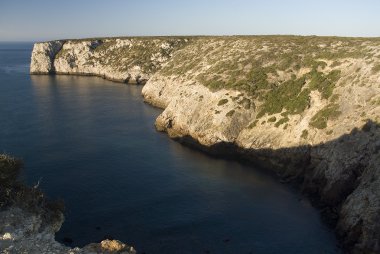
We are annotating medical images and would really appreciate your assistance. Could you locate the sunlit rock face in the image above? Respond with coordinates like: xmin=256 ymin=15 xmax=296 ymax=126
xmin=30 ymin=36 xmax=380 ymax=253
xmin=31 ymin=37 xmax=190 ymax=83
xmin=30 ymin=41 xmax=64 ymax=74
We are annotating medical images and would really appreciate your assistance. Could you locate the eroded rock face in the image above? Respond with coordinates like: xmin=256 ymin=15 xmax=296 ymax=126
xmin=145 ymin=78 xmax=254 ymax=145
xmin=30 ymin=38 xmax=190 ymax=83
xmin=337 ymin=147 xmax=380 ymax=253
xmin=30 ymin=41 xmax=64 ymax=74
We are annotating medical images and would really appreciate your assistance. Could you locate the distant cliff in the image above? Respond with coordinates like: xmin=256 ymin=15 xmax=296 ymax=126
xmin=30 ymin=37 xmax=191 ymax=83
xmin=31 ymin=36 xmax=380 ymax=253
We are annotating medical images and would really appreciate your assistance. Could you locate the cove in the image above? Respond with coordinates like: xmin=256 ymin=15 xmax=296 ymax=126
xmin=0 ymin=43 xmax=340 ymax=254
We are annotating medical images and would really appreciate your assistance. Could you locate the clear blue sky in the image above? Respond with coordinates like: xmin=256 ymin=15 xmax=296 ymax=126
xmin=0 ymin=0 xmax=379 ymax=41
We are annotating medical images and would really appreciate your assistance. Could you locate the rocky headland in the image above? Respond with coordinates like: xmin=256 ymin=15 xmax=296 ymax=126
xmin=27 ymin=36 xmax=380 ymax=253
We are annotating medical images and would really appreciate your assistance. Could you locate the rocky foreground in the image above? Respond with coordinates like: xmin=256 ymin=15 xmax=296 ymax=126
xmin=0 ymin=154 xmax=136 ymax=254
xmin=28 ymin=36 xmax=380 ymax=253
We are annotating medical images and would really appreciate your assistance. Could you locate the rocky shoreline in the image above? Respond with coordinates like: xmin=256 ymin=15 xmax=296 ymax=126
xmin=28 ymin=36 xmax=380 ymax=254
xmin=143 ymin=80 xmax=380 ymax=254
xmin=0 ymin=154 xmax=136 ymax=254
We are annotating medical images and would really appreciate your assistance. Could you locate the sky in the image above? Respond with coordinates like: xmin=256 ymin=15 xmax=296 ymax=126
xmin=0 ymin=0 xmax=379 ymax=42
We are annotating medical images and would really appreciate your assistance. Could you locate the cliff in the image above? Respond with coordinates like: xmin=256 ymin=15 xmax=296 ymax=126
xmin=30 ymin=36 xmax=380 ymax=253
xmin=30 ymin=37 xmax=191 ymax=83
xmin=0 ymin=154 xmax=136 ymax=254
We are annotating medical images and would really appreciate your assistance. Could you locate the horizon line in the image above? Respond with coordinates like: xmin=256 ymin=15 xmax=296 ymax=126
xmin=2 ymin=33 xmax=380 ymax=43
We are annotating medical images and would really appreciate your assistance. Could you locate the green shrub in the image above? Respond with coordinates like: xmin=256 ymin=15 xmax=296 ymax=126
xmin=238 ymin=97 xmax=252 ymax=109
xmin=314 ymin=61 xmax=327 ymax=70
xmin=308 ymin=69 xmax=341 ymax=99
xmin=330 ymin=61 xmax=341 ymax=68
xmin=309 ymin=104 xmax=341 ymax=129
xmin=372 ymin=64 xmax=380 ymax=74
xmin=248 ymin=120 xmax=259 ymax=128
xmin=226 ymin=110 xmax=235 ymax=117
xmin=275 ymin=117 xmax=289 ymax=127
xmin=257 ymin=76 xmax=309 ymax=117
xmin=248 ymin=68 xmax=269 ymax=90
xmin=268 ymin=116 xmax=277 ymax=122
xmin=218 ymin=99 xmax=229 ymax=106
xmin=301 ymin=130 xmax=309 ymax=139
xmin=0 ymin=154 xmax=64 ymax=225
xmin=0 ymin=154 xmax=22 ymax=186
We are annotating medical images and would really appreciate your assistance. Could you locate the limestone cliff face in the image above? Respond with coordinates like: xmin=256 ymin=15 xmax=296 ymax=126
xmin=31 ymin=37 xmax=190 ymax=83
xmin=30 ymin=41 xmax=64 ymax=74
xmin=30 ymin=36 xmax=380 ymax=253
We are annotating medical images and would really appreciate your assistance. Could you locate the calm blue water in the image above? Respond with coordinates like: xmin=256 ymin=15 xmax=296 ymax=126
xmin=0 ymin=42 xmax=340 ymax=254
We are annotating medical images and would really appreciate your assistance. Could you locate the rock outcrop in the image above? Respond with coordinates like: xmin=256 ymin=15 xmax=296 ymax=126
xmin=30 ymin=36 xmax=380 ymax=253
xmin=0 ymin=208 xmax=136 ymax=254
xmin=30 ymin=41 xmax=64 ymax=74
xmin=0 ymin=154 xmax=136 ymax=254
